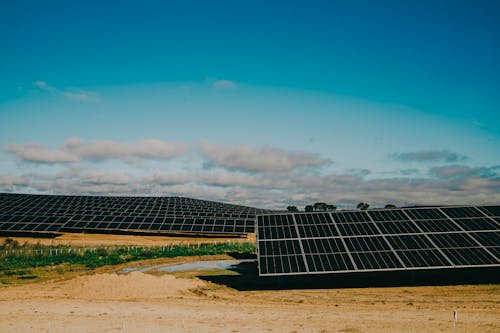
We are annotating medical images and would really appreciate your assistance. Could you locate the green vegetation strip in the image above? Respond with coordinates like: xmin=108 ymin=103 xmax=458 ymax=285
xmin=0 ymin=238 xmax=255 ymax=272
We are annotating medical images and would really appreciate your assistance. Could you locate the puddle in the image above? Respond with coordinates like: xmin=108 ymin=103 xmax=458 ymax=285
xmin=118 ymin=259 xmax=256 ymax=274
xmin=121 ymin=266 xmax=155 ymax=273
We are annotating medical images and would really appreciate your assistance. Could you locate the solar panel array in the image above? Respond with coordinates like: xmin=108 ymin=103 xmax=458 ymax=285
xmin=256 ymin=205 xmax=500 ymax=276
xmin=0 ymin=193 xmax=270 ymax=235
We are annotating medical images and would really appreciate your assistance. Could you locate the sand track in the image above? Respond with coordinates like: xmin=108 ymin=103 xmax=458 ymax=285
xmin=0 ymin=269 xmax=499 ymax=333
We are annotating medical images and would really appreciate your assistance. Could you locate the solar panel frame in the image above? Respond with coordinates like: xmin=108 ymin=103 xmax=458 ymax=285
xmin=471 ymin=231 xmax=500 ymax=258
xmin=436 ymin=207 xmax=500 ymax=262
xmin=256 ymin=204 xmax=500 ymax=276
xmin=477 ymin=206 xmax=500 ymax=217
xmin=0 ymin=193 xmax=271 ymax=236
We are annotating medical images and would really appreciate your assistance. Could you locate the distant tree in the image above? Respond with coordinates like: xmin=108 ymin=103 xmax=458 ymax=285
xmin=357 ymin=202 xmax=370 ymax=210
xmin=305 ymin=205 xmax=314 ymax=212
xmin=287 ymin=205 xmax=299 ymax=212
xmin=384 ymin=204 xmax=397 ymax=209
xmin=311 ymin=202 xmax=337 ymax=211
xmin=313 ymin=202 xmax=327 ymax=211
xmin=326 ymin=204 xmax=337 ymax=211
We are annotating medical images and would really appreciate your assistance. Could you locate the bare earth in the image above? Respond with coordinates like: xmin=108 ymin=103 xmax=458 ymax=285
xmin=0 ymin=234 xmax=498 ymax=332
xmin=0 ymin=270 xmax=499 ymax=333
xmin=0 ymin=233 xmax=253 ymax=246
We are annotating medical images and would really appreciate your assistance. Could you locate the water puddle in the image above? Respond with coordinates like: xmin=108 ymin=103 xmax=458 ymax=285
xmin=118 ymin=259 xmax=256 ymax=274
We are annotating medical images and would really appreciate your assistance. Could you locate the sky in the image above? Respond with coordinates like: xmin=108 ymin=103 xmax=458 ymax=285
xmin=0 ymin=0 xmax=499 ymax=209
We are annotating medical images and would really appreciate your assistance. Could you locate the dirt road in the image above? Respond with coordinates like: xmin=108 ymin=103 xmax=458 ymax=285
xmin=0 ymin=269 xmax=498 ymax=333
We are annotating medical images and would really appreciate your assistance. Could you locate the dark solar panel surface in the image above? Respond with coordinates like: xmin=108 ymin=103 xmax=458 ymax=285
xmin=257 ymin=205 xmax=500 ymax=276
xmin=0 ymin=193 xmax=270 ymax=235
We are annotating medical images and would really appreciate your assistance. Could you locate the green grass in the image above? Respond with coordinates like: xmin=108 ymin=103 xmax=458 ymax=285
xmin=0 ymin=238 xmax=255 ymax=272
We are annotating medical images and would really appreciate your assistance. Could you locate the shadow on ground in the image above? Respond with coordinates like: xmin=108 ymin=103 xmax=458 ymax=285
xmin=198 ymin=259 xmax=500 ymax=291
xmin=225 ymin=252 xmax=256 ymax=260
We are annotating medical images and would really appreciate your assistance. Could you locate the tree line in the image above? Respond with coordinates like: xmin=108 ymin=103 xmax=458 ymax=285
xmin=286 ymin=202 xmax=397 ymax=212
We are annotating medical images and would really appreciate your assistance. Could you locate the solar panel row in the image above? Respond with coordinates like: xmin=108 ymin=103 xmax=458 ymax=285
xmin=0 ymin=193 xmax=270 ymax=235
xmin=257 ymin=205 xmax=500 ymax=276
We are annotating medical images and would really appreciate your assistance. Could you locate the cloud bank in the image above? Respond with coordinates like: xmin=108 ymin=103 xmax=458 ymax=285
xmin=199 ymin=142 xmax=332 ymax=173
xmin=2 ymin=167 xmax=499 ymax=209
xmin=3 ymin=139 xmax=499 ymax=209
xmin=429 ymin=165 xmax=500 ymax=179
xmin=6 ymin=139 xmax=188 ymax=164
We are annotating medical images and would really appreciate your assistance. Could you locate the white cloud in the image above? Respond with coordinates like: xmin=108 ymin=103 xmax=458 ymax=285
xmin=198 ymin=172 xmax=291 ymax=188
xmin=6 ymin=143 xmax=79 ymax=163
xmin=32 ymin=81 xmax=52 ymax=90
xmin=65 ymin=138 xmax=188 ymax=161
xmin=6 ymin=139 xmax=188 ymax=164
xmin=147 ymin=173 xmax=192 ymax=185
xmin=429 ymin=165 xmax=499 ymax=179
xmin=32 ymin=81 xmax=101 ymax=103
xmin=0 ymin=175 xmax=30 ymax=186
xmin=61 ymin=90 xmax=101 ymax=103
xmin=82 ymin=172 xmax=134 ymax=185
xmin=199 ymin=142 xmax=332 ymax=173
xmin=0 ymin=175 xmax=31 ymax=193
xmin=212 ymin=79 xmax=237 ymax=89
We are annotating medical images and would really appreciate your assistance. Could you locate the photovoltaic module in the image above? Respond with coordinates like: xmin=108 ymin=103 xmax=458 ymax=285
xmin=256 ymin=206 xmax=500 ymax=276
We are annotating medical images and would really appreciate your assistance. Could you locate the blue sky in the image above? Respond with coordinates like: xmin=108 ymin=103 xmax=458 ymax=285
xmin=0 ymin=1 xmax=499 ymax=209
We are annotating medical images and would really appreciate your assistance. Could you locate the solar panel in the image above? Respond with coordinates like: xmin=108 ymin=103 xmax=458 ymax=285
xmin=256 ymin=205 xmax=500 ymax=276
xmin=471 ymin=232 xmax=500 ymax=258
xmin=0 ymin=193 xmax=271 ymax=235
xmin=477 ymin=206 xmax=500 ymax=217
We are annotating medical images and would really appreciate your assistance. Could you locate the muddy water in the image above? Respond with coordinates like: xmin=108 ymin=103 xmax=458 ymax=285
xmin=118 ymin=259 xmax=256 ymax=274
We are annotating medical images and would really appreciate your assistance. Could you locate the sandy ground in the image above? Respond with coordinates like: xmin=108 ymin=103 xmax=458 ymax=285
xmin=0 ymin=268 xmax=499 ymax=333
xmin=0 ymin=235 xmax=498 ymax=332
xmin=0 ymin=233 xmax=253 ymax=246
